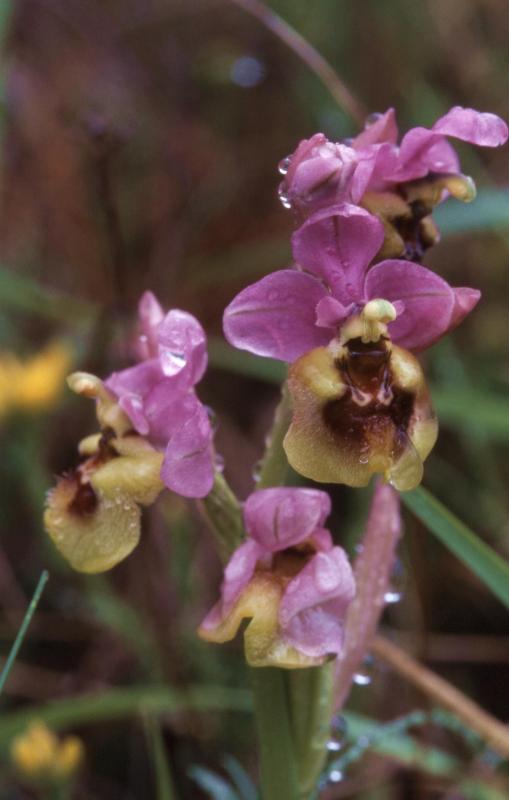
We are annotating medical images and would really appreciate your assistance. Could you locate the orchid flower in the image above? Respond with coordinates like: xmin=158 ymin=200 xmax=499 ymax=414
xmin=105 ymin=291 xmax=215 ymax=499
xmin=224 ymin=205 xmax=480 ymax=489
xmin=279 ymin=106 xmax=508 ymax=259
xmin=45 ymin=292 xmax=216 ymax=573
xmin=199 ymin=487 xmax=355 ymax=668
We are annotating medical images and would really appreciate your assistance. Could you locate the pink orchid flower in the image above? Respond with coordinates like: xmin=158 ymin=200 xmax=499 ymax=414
xmin=199 ymin=488 xmax=355 ymax=667
xmin=280 ymin=106 xmax=508 ymax=217
xmin=223 ymin=203 xmax=480 ymax=357
xmin=105 ymin=291 xmax=214 ymax=498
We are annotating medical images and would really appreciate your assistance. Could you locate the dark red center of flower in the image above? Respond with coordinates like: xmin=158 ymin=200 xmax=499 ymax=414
xmin=322 ymin=337 xmax=414 ymax=460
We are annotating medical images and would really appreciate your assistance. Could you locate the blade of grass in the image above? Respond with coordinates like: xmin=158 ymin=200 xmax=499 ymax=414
xmin=222 ymin=755 xmax=258 ymax=800
xmin=0 ymin=684 xmax=252 ymax=753
xmin=401 ymin=487 xmax=509 ymax=609
xmin=189 ymin=765 xmax=239 ymax=800
xmin=144 ymin=714 xmax=179 ymax=800
xmin=0 ymin=570 xmax=49 ymax=696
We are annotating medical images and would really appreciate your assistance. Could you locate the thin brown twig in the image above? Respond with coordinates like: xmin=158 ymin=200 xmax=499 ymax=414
xmin=229 ymin=0 xmax=367 ymax=126
xmin=372 ymin=635 xmax=509 ymax=760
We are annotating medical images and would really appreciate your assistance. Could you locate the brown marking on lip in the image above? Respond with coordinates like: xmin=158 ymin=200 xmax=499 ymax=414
xmin=323 ymin=337 xmax=414 ymax=462
xmin=67 ymin=470 xmax=98 ymax=517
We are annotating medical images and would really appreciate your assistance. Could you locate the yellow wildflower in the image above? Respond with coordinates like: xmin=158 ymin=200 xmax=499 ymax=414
xmin=11 ymin=720 xmax=84 ymax=783
xmin=0 ymin=341 xmax=72 ymax=417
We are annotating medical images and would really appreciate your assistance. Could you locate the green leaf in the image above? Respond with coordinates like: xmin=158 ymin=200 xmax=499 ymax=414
xmin=435 ymin=189 xmax=509 ymax=235
xmin=208 ymin=338 xmax=284 ymax=384
xmin=0 ymin=684 xmax=252 ymax=754
xmin=189 ymin=766 xmax=240 ymax=800
xmin=432 ymin=387 xmax=509 ymax=440
xmin=401 ymin=487 xmax=509 ymax=609
xmin=144 ymin=715 xmax=179 ymax=800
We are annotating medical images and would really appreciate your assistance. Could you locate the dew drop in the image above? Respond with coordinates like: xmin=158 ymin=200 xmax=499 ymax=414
xmin=161 ymin=350 xmax=187 ymax=375
xmin=353 ymin=671 xmax=372 ymax=686
xmin=342 ymin=137 xmax=354 ymax=146
xmin=326 ymin=738 xmax=342 ymax=753
xmin=214 ymin=453 xmax=225 ymax=472
xmin=384 ymin=589 xmax=402 ymax=604
xmin=278 ymin=155 xmax=292 ymax=175
xmin=329 ymin=769 xmax=343 ymax=783
xmin=278 ymin=185 xmax=292 ymax=209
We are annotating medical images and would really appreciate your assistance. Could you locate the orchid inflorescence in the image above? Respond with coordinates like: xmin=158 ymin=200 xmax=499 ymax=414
xmin=45 ymin=106 xmax=507 ymax=679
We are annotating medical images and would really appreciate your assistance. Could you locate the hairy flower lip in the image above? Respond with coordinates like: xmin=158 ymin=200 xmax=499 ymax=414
xmin=283 ymin=340 xmax=438 ymax=492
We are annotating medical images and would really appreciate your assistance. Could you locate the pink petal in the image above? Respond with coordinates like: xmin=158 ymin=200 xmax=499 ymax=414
xmin=200 ymin=539 xmax=263 ymax=631
xmin=353 ymin=108 xmax=398 ymax=149
xmin=160 ymin=397 xmax=214 ymax=498
xmin=433 ymin=106 xmax=509 ymax=147
xmin=279 ymin=548 xmax=356 ymax=658
xmin=244 ymin=488 xmax=332 ymax=552
xmin=105 ymin=359 xmax=163 ymax=433
xmin=292 ymin=204 xmax=385 ymax=302
xmin=137 ymin=291 xmax=165 ymax=359
xmin=450 ymin=287 xmax=481 ymax=331
xmin=157 ymin=309 xmax=208 ymax=389
xmin=223 ymin=270 xmax=329 ymax=362
xmin=365 ymin=259 xmax=458 ymax=351
xmin=315 ymin=295 xmax=351 ymax=329
xmin=393 ymin=128 xmax=459 ymax=182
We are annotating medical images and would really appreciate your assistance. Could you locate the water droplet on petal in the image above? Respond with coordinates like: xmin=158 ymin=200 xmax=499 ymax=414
xmin=329 ymin=769 xmax=343 ymax=783
xmin=353 ymin=671 xmax=372 ymax=686
xmin=278 ymin=185 xmax=292 ymax=209
xmin=384 ymin=589 xmax=402 ymax=604
xmin=278 ymin=155 xmax=292 ymax=175
xmin=160 ymin=350 xmax=187 ymax=375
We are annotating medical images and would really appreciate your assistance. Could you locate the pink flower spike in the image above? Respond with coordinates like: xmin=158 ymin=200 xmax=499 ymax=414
xmin=279 ymin=548 xmax=356 ymax=658
xmin=223 ymin=269 xmax=330 ymax=361
xmin=432 ymin=106 xmax=509 ymax=147
xmin=244 ymin=487 xmax=332 ymax=552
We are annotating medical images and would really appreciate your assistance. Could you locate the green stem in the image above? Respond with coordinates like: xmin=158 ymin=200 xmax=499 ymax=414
xmin=257 ymin=383 xmax=292 ymax=490
xmin=253 ymin=386 xmax=332 ymax=799
xmin=250 ymin=668 xmax=299 ymax=800
xmin=201 ymin=472 xmax=244 ymax=562
xmin=288 ymin=665 xmax=334 ymax=797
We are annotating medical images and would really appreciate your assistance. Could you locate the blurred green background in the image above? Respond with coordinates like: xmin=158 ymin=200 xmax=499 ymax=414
xmin=1 ymin=1 xmax=509 ymax=797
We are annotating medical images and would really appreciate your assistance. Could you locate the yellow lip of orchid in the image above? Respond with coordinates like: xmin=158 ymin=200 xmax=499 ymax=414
xmin=283 ymin=303 xmax=438 ymax=492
